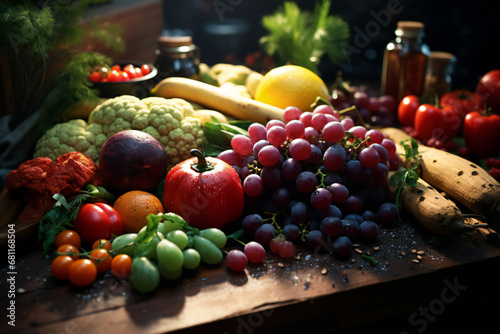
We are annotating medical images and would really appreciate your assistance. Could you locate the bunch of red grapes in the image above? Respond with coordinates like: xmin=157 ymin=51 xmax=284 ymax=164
xmin=217 ymin=104 xmax=400 ymax=269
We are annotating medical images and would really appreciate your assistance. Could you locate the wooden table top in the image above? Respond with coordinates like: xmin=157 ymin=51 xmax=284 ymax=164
xmin=1 ymin=204 xmax=500 ymax=334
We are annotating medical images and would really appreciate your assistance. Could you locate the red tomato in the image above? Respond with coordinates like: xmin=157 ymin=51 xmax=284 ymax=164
xmin=72 ymin=203 xmax=112 ymax=244
xmin=397 ymin=95 xmax=420 ymax=127
xmin=163 ymin=149 xmax=244 ymax=229
xmin=51 ymin=255 xmax=74 ymax=280
xmin=57 ymin=244 xmax=80 ymax=260
xmin=140 ymin=64 xmax=151 ymax=76
xmin=88 ymin=71 xmax=102 ymax=82
xmin=414 ymin=104 xmax=461 ymax=142
xmin=116 ymin=71 xmax=129 ymax=82
xmin=92 ymin=239 xmax=112 ymax=251
xmin=111 ymin=64 xmax=121 ymax=72
xmin=441 ymin=90 xmax=482 ymax=119
xmin=55 ymin=230 xmax=81 ymax=248
xmin=111 ymin=254 xmax=132 ymax=278
xmin=107 ymin=70 xmax=120 ymax=82
xmin=69 ymin=259 xmax=97 ymax=287
xmin=90 ymin=248 xmax=112 ymax=273
xmin=94 ymin=203 xmax=124 ymax=236
xmin=463 ymin=111 xmax=500 ymax=158
xmin=123 ymin=64 xmax=139 ymax=79
xmin=476 ymin=69 xmax=500 ymax=114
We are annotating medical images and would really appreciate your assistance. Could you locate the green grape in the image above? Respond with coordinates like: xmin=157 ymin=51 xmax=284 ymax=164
xmin=144 ymin=232 xmax=164 ymax=260
xmin=193 ymin=235 xmax=223 ymax=265
xmin=159 ymin=261 xmax=183 ymax=280
xmin=199 ymin=228 xmax=227 ymax=249
xmin=131 ymin=257 xmax=160 ymax=293
xmin=182 ymin=248 xmax=201 ymax=270
xmin=156 ymin=239 xmax=184 ymax=272
xmin=111 ymin=233 xmax=137 ymax=256
xmin=166 ymin=230 xmax=188 ymax=250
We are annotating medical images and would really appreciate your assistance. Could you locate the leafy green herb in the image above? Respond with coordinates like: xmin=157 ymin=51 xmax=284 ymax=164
xmin=133 ymin=214 xmax=162 ymax=258
xmin=260 ymin=0 xmax=350 ymax=74
xmin=0 ymin=0 xmax=123 ymax=129
xmin=390 ymin=138 xmax=421 ymax=214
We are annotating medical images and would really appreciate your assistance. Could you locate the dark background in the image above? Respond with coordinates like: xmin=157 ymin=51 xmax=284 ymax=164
xmin=162 ymin=0 xmax=500 ymax=90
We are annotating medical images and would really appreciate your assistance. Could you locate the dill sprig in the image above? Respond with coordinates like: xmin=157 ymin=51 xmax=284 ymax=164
xmin=259 ymin=0 xmax=350 ymax=74
xmin=0 ymin=0 xmax=123 ymax=130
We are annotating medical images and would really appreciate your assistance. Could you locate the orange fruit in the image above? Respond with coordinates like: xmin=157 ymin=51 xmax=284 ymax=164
xmin=254 ymin=65 xmax=330 ymax=112
xmin=113 ymin=190 xmax=165 ymax=233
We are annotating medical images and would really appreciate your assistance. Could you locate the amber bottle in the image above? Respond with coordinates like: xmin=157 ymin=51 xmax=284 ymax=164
xmin=381 ymin=21 xmax=429 ymax=103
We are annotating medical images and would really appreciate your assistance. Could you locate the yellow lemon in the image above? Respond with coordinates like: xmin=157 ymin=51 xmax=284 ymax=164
xmin=254 ymin=65 xmax=330 ymax=112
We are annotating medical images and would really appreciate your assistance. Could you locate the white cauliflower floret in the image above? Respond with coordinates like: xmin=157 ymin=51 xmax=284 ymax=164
xmin=164 ymin=116 xmax=205 ymax=165
xmin=88 ymin=95 xmax=149 ymax=136
xmin=33 ymin=119 xmax=106 ymax=162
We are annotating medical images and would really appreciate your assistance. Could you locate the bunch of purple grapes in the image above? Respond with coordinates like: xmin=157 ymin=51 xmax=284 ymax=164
xmin=218 ymin=104 xmax=399 ymax=259
xmin=330 ymin=85 xmax=396 ymax=127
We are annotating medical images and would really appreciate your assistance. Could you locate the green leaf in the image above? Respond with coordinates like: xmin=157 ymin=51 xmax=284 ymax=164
xmin=53 ymin=193 xmax=69 ymax=210
xmin=133 ymin=214 xmax=162 ymax=258
xmin=202 ymin=142 xmax=227 ymax=157
xmin=360 ymin=254 xmax=378 ymax=266
xmin=259 ymin=0 xmax=349 ymax=73
xmin=227 ymin=229 xmax=246 ymax=241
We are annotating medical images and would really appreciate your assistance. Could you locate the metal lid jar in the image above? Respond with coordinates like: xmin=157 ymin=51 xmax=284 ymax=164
xmin=154 ymin=36 xmax=200 ymax=81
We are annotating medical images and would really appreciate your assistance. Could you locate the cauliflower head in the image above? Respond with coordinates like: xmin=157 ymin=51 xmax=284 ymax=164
xmin=33 ymin=119 xmax=107 ymax=162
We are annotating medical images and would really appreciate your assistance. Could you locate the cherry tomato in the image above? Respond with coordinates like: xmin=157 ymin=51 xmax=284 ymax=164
xmin=57 ymin=244 xmax=80 ymax=260
xmin=397 ymin=95 xmax=420 ymax=127
xmin=69 ymin=259 xmax=97 ymax=287
xmin=463 ymin=111 xmax=500 ymax=157
xmin=92 ymin=239 xmax=112 ymax=251
xmin=107 ymin=69 xmax=120 ymax=82
xmin=476 ymin=69 xmax=500 ymax=114
xmin=94 ymin=203 xmax=124 ymax=236
xmin=51 ymin=255 xmax=74 ymax=280
xmin=72 ymin=203 xmax=112 ymax=244
xmin=55 ymin=230 xmax=81 ymax=248
xmin=111 ymin=64 xmax=121 ymax=72
xmin=134 ymin=67 xmax=143 ymax=78
xmin=90 ymin=248 xmax=112 ymax=273
xmin=123 ymin=64 xmax=139 ymax=79
xmin=140 ymin=64 xmax=151 ymax=76
xmin=111 ymin=254 xmax=132 ymax=278
xmin=116 ymin=71 xmax=129 ymax=82
xmin=163 ymin=149 xmax=244 ymax=229
xmin=414 ymin=104 xmax=461 ymax=142
xmin=88 ymin=71 xmax=102 ymax=82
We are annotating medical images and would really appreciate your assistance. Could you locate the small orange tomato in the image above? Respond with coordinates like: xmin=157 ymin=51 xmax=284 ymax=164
xmin=111 ymin=254 xmax=132 ymax=278
xmin=51 ymin=255 xmax=74 ymax=280
xmin=55 ymin=230 xmax=81 ymax=248
xmin=69 ymin=259 xmax=97 ymax=287
xmin=90 ymin=248 xmax=112 ymax=273
xmin=57 ymin=244 xmax=80 ymax=260
xmin=92 ymin=239 xmax=112 ymax=251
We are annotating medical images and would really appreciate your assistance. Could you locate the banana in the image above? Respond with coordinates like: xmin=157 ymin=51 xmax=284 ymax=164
xmin=150 ymin=77 xmax=284 ymax=124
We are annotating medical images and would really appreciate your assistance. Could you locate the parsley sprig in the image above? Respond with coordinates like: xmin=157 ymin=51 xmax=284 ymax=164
xmin=389 ymin=138 xmax=421 ymax=214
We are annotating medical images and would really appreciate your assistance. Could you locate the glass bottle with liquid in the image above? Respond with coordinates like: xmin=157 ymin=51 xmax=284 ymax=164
xmin=154 ymin=35 xmax=200 ymax=81
xmin=423 ymin=51 xmax=455 ymax=100
xmin=381 ymin=21 xmax=429 ymax=103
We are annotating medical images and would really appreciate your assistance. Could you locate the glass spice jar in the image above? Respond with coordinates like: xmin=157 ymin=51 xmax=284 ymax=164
xmin=381 ymin=21 xmax=430 ymax=103
xmin=423 ymin=51 xmax=456 ymax=100
xmin=154 ymin=35 xmax=200 ymax=81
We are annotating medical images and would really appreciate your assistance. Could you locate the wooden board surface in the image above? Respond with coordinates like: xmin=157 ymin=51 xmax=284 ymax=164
xmin=1 ymin=205 xmax=500 ymax=334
